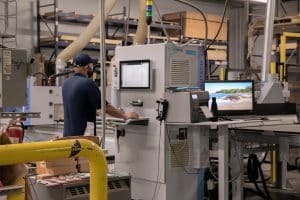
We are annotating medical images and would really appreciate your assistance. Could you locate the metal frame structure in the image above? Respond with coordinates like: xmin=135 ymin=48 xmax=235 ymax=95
xmin=0 ymin=139 xmax=108 ymax=200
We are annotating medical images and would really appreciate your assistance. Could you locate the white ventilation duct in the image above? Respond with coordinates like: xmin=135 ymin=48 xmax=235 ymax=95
xmin=56 ymin=0 xmax=148 ymax=73
xmin=133 ymin=0 xmax=147 ymax=45
xmin=55 ymin=0 xmax=117 ymax=72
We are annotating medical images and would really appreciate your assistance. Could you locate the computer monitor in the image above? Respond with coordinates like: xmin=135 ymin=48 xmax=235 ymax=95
xmin=204 ymin=80 xmax=254 ymax=115
xmin=119 ymin=60 xmax=151 ymax=89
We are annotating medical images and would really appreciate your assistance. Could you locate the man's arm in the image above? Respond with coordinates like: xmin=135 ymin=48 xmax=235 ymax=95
xmin=106 ymin=103 xmax=139 ymax=120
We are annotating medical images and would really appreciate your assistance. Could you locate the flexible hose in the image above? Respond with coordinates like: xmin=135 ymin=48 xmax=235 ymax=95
xmin=173 ymin=0 xmax=208 ymax=48
xmin=206 ymin=0 xmax=229 ymax=50
xmin=247 ymin=154 xmax=272 ymax=200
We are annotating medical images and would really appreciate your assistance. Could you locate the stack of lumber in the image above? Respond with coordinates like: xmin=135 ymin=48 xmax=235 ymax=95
xmin=36 ymin=136 xmax=101 ymax=177
xmin=36 ymin=158 xmax=77 ymax=177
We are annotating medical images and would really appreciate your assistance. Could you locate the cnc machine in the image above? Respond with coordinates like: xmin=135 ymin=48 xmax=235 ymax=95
xmin=112 ymin=43 xmax=209 ymax=200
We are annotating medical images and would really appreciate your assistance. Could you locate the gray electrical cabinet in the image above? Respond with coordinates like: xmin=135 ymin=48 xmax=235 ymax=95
xmin=0 ymin=48 xmax=27 ymax=109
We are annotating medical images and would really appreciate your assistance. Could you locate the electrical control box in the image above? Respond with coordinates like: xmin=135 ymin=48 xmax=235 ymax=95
xmin=113 ymin=43 xmax=206 ymax=91
xmin=164 ymin=91 xmax=209 ymax=123
xmin=0 ymin=48 xmax=27 ymax=109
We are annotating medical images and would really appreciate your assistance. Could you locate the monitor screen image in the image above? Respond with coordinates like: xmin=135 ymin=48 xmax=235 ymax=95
xmin=204 ymin=81 xmax=254 ymax=114
xmin=120 ymin=60 xmax=151 ymax=89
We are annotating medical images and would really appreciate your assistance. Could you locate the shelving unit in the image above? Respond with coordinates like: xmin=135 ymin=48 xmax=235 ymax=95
xmin=36 ymin=0 xmax=58 ymax=64
xmin=0 ymin=0 xmax=17 ymax=47
xmin=0 ymin=185 xmax=23 ymax=196
xmin=39 ymin=35 xmax=122 ymax=51
xmin=36 ymin=1 xmax=229 ymax=82
xmin=36 ymin=6 xmax=183 ymax=59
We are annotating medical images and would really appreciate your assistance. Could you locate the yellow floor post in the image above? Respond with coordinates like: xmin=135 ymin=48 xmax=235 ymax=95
xmin=270 ymin=144 xmax=276 ymax=185
xmin=219 ymin=67 xmax=226 ymax=81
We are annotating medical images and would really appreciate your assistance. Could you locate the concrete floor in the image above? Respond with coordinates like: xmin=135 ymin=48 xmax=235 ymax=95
xmin=246 ymin=170 xmax=300 ymax=200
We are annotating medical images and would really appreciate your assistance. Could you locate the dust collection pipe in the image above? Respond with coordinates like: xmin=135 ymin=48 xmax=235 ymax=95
xmin=56 ymin=0 xmax=148 ymax=71
xmin=0 ymin=139 xmax=108 ymax=200
xmin=133 ymin=0 xmax=147 ymax=45
xmin=55 ymin=0 xmax=117 ymax=71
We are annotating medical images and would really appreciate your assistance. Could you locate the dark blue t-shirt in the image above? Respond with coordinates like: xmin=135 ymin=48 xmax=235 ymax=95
xmin=62 ymin=73 xmax=101 ymax=137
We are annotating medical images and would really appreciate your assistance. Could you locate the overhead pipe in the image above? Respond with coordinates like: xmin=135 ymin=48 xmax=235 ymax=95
xmin=133 ymin=0 xmax=147 ymax=45
xmin=0 ymin=139 xmax=108 ymax=200
xmin=56 ymin=0 xmax=148 ymax=73
xmin=55 ymin=0 xmax=117 ymax=72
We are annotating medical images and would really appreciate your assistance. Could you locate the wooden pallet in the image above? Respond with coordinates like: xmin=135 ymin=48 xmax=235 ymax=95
xmin=254 ymin=15 xmax=300 ymax=30
xmin=163 ymin=11 xmax=228 ymax=41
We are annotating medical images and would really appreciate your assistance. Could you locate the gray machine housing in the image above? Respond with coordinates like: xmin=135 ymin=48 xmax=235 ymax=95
xmin=164 ymin=91 xmax=209 ymax=123
xmin=113 ymin=43 xmax=207 ymax=200
xmin=29 ymin=174 xmax=131 ymax=200
xmin=0 ymin=48 xmax=27 ymax=109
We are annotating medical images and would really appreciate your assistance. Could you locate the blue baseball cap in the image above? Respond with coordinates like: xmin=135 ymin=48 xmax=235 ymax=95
xmin=73 ymin=54 xmax=93 ymax=67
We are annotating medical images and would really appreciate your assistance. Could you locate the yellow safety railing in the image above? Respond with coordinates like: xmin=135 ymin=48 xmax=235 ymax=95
xmin=0 ymin=139 xmax=107 ymax=200
xmin=280 ymin=32 xmax=300 ymax=82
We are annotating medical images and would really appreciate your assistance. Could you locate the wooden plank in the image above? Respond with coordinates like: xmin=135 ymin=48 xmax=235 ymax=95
xmin=209 ymin=45 xmax=227 ymax=50
xmin=272 ymin=43 xmax=297 ymax=50
xmin=40 ymin=35 xmax=122 ymax=45
xmin=207 ymin=50 xmax=227 ymax=61
xmin=0 ymin=185 xmax=23 ymax=193
xmin=59 ymin=35 xmax=122 ymax=45
xmin=36 ymin=166 xmax=77 ymax=176
xmin=54 ymin=136 xmax=101 ymax=146
xmin=36 ymin=158 xmax=76 ymax=168
xmin=127 ymin=33 xmax=179 ymax=41
xmin=77 ymin=158 xmax=90 ymax=173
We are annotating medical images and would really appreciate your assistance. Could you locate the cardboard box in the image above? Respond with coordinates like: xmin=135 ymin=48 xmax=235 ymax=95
xmin=163 ymin=11 xmax=227 ymax=41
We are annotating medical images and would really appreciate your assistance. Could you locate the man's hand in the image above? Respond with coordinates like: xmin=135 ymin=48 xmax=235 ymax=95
xmin=123 ymin=112 xmax=139 ymax=120
xmin=106 ymin=103 xmax=139 ymax=120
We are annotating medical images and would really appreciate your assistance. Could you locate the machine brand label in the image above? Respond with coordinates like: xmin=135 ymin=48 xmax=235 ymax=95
xmin=185 ymin=50 xmax=197 ymax=56
xmin=70 ymin=140 xmax=82 ymax=157
xmin=3 ymin=50 xmax=12 ymax=75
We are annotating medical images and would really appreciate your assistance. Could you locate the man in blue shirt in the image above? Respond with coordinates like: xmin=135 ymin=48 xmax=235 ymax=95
xmin=62 ymin=53 xmax=138 ymax=137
